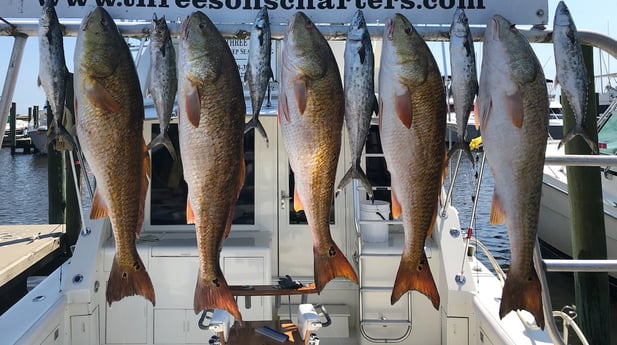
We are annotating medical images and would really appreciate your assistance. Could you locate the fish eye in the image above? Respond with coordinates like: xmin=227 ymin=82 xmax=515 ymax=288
xmin=199 ymin=22 xmax=206 ymax=29
xmin=404 ymin=26 xmax=412 ymax=35
xmin=463 ymin=17 xmax=468 ymax=24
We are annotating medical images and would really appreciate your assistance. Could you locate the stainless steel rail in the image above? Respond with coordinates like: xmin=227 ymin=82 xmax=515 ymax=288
xmin=545 ymin=155 xmax=617 ymax=166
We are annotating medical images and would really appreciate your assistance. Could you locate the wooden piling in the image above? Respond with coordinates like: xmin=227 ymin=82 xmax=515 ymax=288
xmin=33 ymin=105 xmax=39 ymax=128
xmin=9 ymin=103 xmax=16 ymax=155
xmin=561 ymin=44 xmax=609 ymax=344
xmin=64 ymin=73 xmax=81 ymax=248
xmin=47 ymin=103 xmax=66 ymax=225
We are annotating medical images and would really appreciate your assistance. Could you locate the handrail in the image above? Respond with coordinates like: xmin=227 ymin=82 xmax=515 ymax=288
xmin=542 ymin=259 xmax=617 ymax=272
xmin=544 ymin=155 xmax=617 ymax=166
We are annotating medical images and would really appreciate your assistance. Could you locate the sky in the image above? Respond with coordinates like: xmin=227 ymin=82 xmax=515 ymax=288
xmin=1 ymin=0 xmax=617 ymax=115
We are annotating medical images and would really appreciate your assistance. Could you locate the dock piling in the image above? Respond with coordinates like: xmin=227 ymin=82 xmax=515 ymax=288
xmin=561 ymin=44 xmax=610 ymax=345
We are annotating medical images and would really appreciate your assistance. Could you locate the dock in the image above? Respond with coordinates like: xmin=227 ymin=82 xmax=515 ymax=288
xmin=0 ymin=224 xmax=64 ymax=288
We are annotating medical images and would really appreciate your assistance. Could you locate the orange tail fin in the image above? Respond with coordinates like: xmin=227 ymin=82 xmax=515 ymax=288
xmin=391 ymin=252 xmax=439 ymax=309
xmin=314 ymin=242 xmax=358 ymax=293
xmin=194 ymin=271 xmax=243 ymax=325
xmin=106 ymin=254 xmax=155 ymax=306
xmin=499 ymin=268 xmax=544 ymax=329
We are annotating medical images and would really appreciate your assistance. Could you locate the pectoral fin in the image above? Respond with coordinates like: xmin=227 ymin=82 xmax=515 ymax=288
xmin=395 ymin=89 xmax=413 ymax=129
xmin=85 ymin=77 xmax=121 ymax=114
xmin=391 ymin=189 xmax=402 ymax=220
xmin=504 ymin=92 xmax=524 ymax=128
xmin=184 ymin=82 xmax=201 ymax=127
xmin=294 ymin=79 xmax=307 ymax=115
xmin=489 ymin=191 xmax=506 ymax=225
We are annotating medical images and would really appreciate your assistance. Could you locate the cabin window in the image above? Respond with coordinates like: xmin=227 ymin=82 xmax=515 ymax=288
xmin=149 ymin=123 xmax=255 ymax=225
xmin=365 ymin=124 xmax=392 ymax=205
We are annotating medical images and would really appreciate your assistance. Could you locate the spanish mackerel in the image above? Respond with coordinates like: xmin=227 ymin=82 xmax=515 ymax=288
xmin=337 ymin=10 xmax=378 ymax=200
xmin=553 ymin=0 xmax=598 ymax=154
xmin=448 ymin=8 xmax=477 ymax=165
xmin=244 ymin=8 xmax=272 ymax=146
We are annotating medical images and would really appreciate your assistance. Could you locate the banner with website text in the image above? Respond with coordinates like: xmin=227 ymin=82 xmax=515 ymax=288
xmin=5 ymin=0 xmax=548 ymax=25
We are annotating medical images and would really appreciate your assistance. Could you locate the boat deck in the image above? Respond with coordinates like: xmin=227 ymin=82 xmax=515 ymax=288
xmin=0 ymin=224 xmax=64 ymax=288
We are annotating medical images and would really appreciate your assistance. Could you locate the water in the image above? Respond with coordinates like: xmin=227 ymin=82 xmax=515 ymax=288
xmin=0 ymin=149 xmax=49 ymax=224
xmin=443 ymin=151 xmax=511 ymax=270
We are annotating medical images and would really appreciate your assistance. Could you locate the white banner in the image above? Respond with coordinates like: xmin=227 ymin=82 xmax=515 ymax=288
xmin=5 ymin=0 xmax=548 ymax=25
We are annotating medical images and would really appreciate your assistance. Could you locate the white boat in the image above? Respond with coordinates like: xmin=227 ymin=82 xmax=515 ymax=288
xmin=27 ymin=125 xmax=48 ymax=154
xmin=539 ymin=103 xmax=617 ymax=279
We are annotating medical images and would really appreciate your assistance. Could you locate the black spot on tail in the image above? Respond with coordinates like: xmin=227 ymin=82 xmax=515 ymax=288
xmin=212 ymin=278 xmax=221 ymax=287
xmin=328 ymin=246 xmax=336 ymax=257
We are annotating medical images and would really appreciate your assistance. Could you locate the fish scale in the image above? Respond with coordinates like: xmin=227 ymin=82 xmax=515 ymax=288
xmin=178 ymin=11 xmax=246 ymax=323
xmin=147 ymin=14 xmax=178 ymax=160
xmin=74 ymin=7 xmax=154 ymax=306
xmin=478 ymin=14 xmax=548 ymax=330
xmin=337 ymin=10 xmax=378 ymax=200
xmin=378 ymin=13 xmax=446 ymax=309
xmin=279 ymin=12 xmax=358 ymax=293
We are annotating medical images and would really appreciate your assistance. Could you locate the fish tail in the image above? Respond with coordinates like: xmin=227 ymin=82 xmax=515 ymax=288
xmin=313 ymin=242 xmax=358 ymax=293
xmin=106 ymin=254 xmax=155 ymax=306
xmin=558 ymin=125 xmax=598 ymax=154
xmin=47 ymin=121 xmax=77 ymax=151
xmin=194 ymin=271 xmax=243 ymax=325
xmin=147 ymin=132 xmax=178 ymax=160
xmin=390 ymin=252 xmax=439 ymax=309
xmin=335 ymin=165 xmax=374 ymax=200
xmin=499 ymin=268 xmax=544 ymax=329
xmin=446 ymin=140 xmax=475 ymax=167
xmin=244 ymin=115 xmax=269 ymax=147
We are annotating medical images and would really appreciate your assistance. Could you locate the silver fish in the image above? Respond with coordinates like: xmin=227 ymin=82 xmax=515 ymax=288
xmin=244 ymin=8 xmax=272 ymax=146
xmin=147 ymin=14 xmax=178 ymax=160
xmin=553 ymin=0 xmax=598 ymax=154
xmin=448 ymin=8 xmax=477 ymax=164
xmin=38 ymin=0 xmax=74 ymax=150
xmin=478 ymin=15 xmax=548 ymax=329
xmin=337 ymin=10 xmax=378 ymax=200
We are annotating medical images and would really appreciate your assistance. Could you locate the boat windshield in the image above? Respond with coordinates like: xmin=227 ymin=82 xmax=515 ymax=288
xmin=599 ymin=108 xmax=617 ymax=155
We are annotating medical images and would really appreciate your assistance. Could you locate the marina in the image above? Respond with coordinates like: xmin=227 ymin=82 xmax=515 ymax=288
xmin=1 ymin=1 xmax=617 ymax=344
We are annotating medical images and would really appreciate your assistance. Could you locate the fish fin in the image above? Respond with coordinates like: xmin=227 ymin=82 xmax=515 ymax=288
xmin=489 ymin=191 xmax=506 ymax=224
xmin=499 ymin=268 xmax=544 ymax=329
xmin=391 ymin=189 xmax=402 ymax=219
xmin=194 ymin=270 xmax=243 ymax=325
xmin=85 ymin=77 xmax=121 ymax=114
xmin=293 ymin=187 xmax=304 ymax=212
xmin=554 ymin=74 xmax=559 ymax=88
xmin=336 ymin=165 xmax=374 ymax=201
xmin=106 ymin=253 xmax=155 ymax=306
xmin=294 ymin=79 xmax=308 ymax=115
xmin=395 ymin=88 xmax=413 ymax=128
xmin=558 ymin=126 xmax=599 ymax=154
xmin=185 ymin=82 xmax=201 ymax=127
xmin=136 ymin=144 xmax=150 ymax=238
xmin=313 ymin=242 xmax=358 ymax=293
xmin=89 ymin=189 xmax=108 ymax=219
xmin=447 ymin=142 xmax=475 ymax=167
xmin=473 ymin=99 xmax=481 ymax=130
xmin=372 ymin=94 xmax=379 ymax=116
xmin=244 ymin=116 xmax=270 ymax=147
xmin=186 ymin=197 xmax=195 ymax=224
xmin=358 ymin=42 xmax=366 ymax=64
xmin=244 ymin=62 xmax=250 ymax=83
xmin=505 ymin=91 xmax=524 ymax=128
xmin=147 ymin=132 xmax=178 ymax=160
xmin=378 ymin=97 xmax=383 ymax=127
xmin=391 ymin=252 xmax=439 ymax=310
xmin=278 ymin=92 xmax=290 ymax=123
